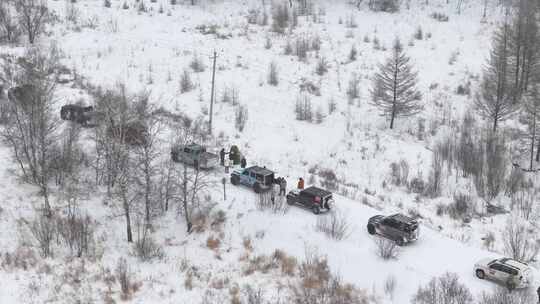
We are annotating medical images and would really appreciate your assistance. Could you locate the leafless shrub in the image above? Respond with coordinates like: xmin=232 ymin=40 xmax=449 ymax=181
xmin=133 ymin=228 xmax=164 ymax=261
xmin=389 ymin=160 xmax=409 ymax=187
xmin=315 ymin=57 xmax=329 ymax=76
xmin=295 ymin=36 xmax=309 ymax=61
xmin=2 ymin=246 xmax=37 ymax=270
xmin=430 ymin=12 xmax=449 ymax=22
xmin=264 ymin=35 xmax=272 ymax=49
xmin=344 ymin=14 xmax=357 ymax=28
xmin=484 ymin=134 xmax=507 ymax=201
xmin=116 ymin=257 xmax=133 ymax=300
xmin=190 ymin=53 xmax=205 ymax=72
xmin=15 ymin=0 xmax=49 ymax=44
xmin=180 ymin=69 xmax=194 ymax=93
xmin=235 ymin=104 xmax=248 ymax=132
xmin=206 ymin=235 xmax=221 ymax=251
xmin=316 ymin=210 xmax=350 ymax=241
xmin=409 ymin=175 xmax=425 ymax=194
xmin=412 ymin=272 xmax=473 ymax=304
xmin=477 ymin=287 xmax=534 ymax=304
xmin=295 ymin=94 xmax=313 ymax=122
xmin=272 ymin=249 xmax=297 ymax=276
xmin=374 ymin=238 xmax=399 ymax=260
xmin=510 ymin=181 xmax=535 ymax=220
xmin=347 ymin=72 xmax=360 ymax=100
xmin=384 ymin=275 xmax=397 ymax=300
xmin=292 ymin=248 xmax=370 ymax=304
xmin=257 ymin=189 xmax=288 ymax=214
xmin=502 ymin=216 xmax=539 ymax=263
xmin=267 ymin=61 xmax=279 ymax=86
xmin=56 ymin=209 xmax=94 ymax=258
xmin=0 ymin=3 xmax=20 ymax=43
xmin=242 ymin=285 xmax=265 ymax=304
xmin=447 ymin=192 xmax=471 ymax=220
xmin=425 ymin=151 xmax=442 ymax=197
xmin=28 ymin=215 xmax=56 ymax=258
xmin=271 ymin=2 xmax=289 ymax=34
xmin=482 ymin=231 xmax=496 ymax=250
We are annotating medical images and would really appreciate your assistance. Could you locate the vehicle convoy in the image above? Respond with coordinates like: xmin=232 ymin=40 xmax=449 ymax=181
xmin=367 ymin=213 xmax=420 ymax=246
xmin=474 ymin=257 xmax=533 ymax=290
xmin=171 ymin=143 xmax=218 ymax=169
xmin=230 ymin=166 xmax=275 ymax=193
xmin=286 ymin=186 xmax=333 ymax=214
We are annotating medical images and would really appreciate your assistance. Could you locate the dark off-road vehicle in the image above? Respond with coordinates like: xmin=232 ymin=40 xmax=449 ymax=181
xmin=230 ymin=166 xmax=275 ymax=193
xmin=60 ymin=104 xmax=99 ymax=127
xmin=367 ymin=213 xmax=419 ymax=246
xmin=286 ymin=186 xmax=333 ymax=215
xmin=171 ymin=143 xmax=218 ymax=170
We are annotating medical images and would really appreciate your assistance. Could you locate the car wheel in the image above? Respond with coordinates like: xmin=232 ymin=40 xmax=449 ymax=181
xmin=395 ymin=238 xmax=405 ymax=247
xmin=312 ymin=206 xmax=320 ymax=215
xmin=367 ymin=224 xmax=376 ymax=235
xmin=253 ymin=183 xmax=261 ymax=193
xmin=230 ymin=175 xmax=239 ymax=185
xmin=475 ymin=269 xmax=485 ymax=279
xmin=286 ymin=196 xmax=294 ymax=205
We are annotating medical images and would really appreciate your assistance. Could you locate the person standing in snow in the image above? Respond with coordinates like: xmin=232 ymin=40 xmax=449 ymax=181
xmin=224 ymin=156 xmax=230 ymax=173
xmin=219 ymin=148 xmax=225 ymax=166
xmin=279 ymin=178 xmax=287 ymax=196
xmin=240 ymin=156 xmax=247 ymax=168
xmin=297 ymin=177 xmax=304 ymax=190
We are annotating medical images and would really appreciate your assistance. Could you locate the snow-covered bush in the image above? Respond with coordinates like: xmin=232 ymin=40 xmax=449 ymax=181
xmin=384 ymin=274 xmax=397 ymax=300
xmin=316 ymin=210 xmax=350 ymax=241
xmin=315 ymin=56 xmax=329 ymax=76
xmin=447 ymin=193 xmax=472 ymax=220
xmin=267 ymin=61 xmax=279 ymax=86
xmin=190 ymin=53 xmax=205 ymax=72
xmin=235 ymin=104 xmax=248 ymax=132
xmin=134 ymin=230 xmax=164 ymax=261
xmin=295 ymin=94 xmax=313 ymax=122
xmin=477 ymin=286 xmax=533 ymax=304
xmin=430 ymin=12 xmax=449 ymax=22
xmin=271 ymin=3 xmax=289 ymax=34
xmin=374 ymin=238 xmax=399 ymax=260
xmin=180 ymin=69 xmax=194 ymax=93
xmin=502 ymin=215 xmax=539 ymax=263
xmin=412 ymin=272 xmax=473 ymax=304
xmin=369 ymin=0 xmax=399 ymax=12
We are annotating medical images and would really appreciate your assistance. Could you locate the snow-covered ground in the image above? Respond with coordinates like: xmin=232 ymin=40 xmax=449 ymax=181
xmin=1 ymin=0 xmax=539 ymax=303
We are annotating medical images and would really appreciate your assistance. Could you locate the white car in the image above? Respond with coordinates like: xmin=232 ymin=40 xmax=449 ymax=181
xmin=474 ymin=257 xmax=533 ymax=289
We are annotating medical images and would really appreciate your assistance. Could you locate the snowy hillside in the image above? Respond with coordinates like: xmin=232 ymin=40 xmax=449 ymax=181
xmin=1 ymin=0 xmax=540 ymax=303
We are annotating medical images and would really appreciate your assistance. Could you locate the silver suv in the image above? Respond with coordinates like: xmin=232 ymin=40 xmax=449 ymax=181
xmin=474 ymin=257 xmax=533 ymax=290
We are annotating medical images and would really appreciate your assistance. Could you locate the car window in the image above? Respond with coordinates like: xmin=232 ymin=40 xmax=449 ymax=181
xmin=490 ymin=263 xmax=502 ymax=271
xmin=256 ymin=174 xmax=264 ymax=182
xmin=243 ymin=170 xmax=249 ymax=175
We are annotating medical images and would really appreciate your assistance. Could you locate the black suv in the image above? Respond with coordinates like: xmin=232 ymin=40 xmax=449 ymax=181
xmin=286 ymin=186 xmax=333 ymax=214
xmin=367 ymin=213 xmax=419 ymax=246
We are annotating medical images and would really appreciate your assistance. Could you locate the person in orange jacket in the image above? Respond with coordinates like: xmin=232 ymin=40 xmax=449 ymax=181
xmin=297 ymin=177 xmax=304 ymax=190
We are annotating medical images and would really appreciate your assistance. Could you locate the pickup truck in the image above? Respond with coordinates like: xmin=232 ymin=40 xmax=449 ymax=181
xmin=171 ymin=143 xmax=218 ymax=169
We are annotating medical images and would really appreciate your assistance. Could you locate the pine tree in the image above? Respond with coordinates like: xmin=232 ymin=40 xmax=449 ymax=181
xmin=370 ymin=38 xmax=422 ymax=129
xmin=475 ymin=18 xmax=517 ymax=132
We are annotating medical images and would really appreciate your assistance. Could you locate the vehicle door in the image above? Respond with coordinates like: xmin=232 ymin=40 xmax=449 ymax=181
xmin=183 ymin=147 xmax=193 ymax=164
xmin=498 ymin=265 xmax=515 ymax=284
xmin=240 ymin=170 xmax=251 ymax=185
xmin=300 ymin=191 xmax=313 ymax=207
xmin=379 ymin=218 xmax=395 ymax=237
xmin=488 ymin=263 xmax=505 ymax=282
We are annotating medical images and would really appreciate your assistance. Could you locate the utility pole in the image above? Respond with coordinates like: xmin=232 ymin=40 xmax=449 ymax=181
xmin=209 ymin=50 xmax=217 ymax=134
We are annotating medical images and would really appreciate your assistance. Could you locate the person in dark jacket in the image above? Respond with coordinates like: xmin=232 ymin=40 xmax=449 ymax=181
xmin=219 ymin=148 xmax=225 ymax=166
xmin=240 ymin=156 xmax=247 ymax=168
xmin=279 ymin=178 xmax=287 ymax=196
xmin=537 ymin=286 xmax=540 ymax=303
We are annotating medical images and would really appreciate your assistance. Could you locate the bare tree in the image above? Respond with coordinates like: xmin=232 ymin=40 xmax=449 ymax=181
xmin=15 ymin=0 xmax=48 ymax=44
xmin=0 ymin=2 xmax=20 ymax=43
xmin=412 ymin=272 xmax=473 ymax=304
xmin=131 ymin=97 xmax=161 ymax=228
xmin=1 ymin=48 xmax=60 ymax=216
xmin=475 ymin=16 xmax=517 ymax=132
xmin=503 ymin=215 xmax=539 ymax=263
xmin=508 ymin=0 xmax=540 ymax=102
xmin=371 ymin=38 xmax=422 ymax=129
xmin=523 ymin=84 xmax=540 ymax=169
